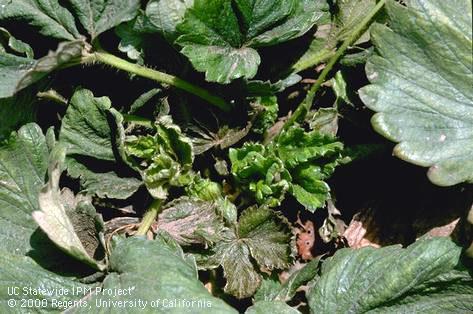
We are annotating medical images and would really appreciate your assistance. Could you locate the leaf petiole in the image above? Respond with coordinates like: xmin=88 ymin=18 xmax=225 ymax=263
xmin=92 ymin=51 xmax=232 ymax=112
xmin=135 ymin=199 xmax=163 ymax=236
xmin=282 ymin=0 xmax=387 ymax=131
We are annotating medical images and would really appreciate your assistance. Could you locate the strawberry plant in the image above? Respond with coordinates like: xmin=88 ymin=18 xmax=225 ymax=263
xmin=0 ymin=0 xmax=472 ymax=313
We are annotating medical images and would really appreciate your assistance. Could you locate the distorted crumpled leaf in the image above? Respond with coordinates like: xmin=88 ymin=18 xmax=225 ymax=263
xmin=308 ymin=237 xmax=471 ymax=313
xmin=0 ymin=40 xmax=85 ymax=98
xmin=125 ymin=115 xmax=194 ymax=199
xmin=230 ymin=143 xmax=291 ymax=207
xmin=250 ymin=96 xmax=279 ymax=135
xmin=359 ymin=0 xmax=473 ymax=186
xmin=0 ymin=27 xmax=34 ymax=58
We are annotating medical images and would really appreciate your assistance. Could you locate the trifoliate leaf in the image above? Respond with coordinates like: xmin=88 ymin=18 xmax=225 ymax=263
xmin=155 ymin=197 xmax=227 ymax=246
xmin=66 ymin=0 xmax=140 ymax=39
xmin=33 ymin=144 xmax=105 ymax=270
xmin=246 ymin=301 xmax=300 ymax=314
xmin=359 ymin=0 xmax=473 ymax=186
xmin=59 ymin=89 xmax=142 ymax=199
xmin=0 ymin=40 xmax=85 ymax=98
xmin=0 ymin=0 xmax=80 ymax=40
xmin=307 ymin=237 xmax=468 ymax=313
xmin=174 ymin=0 xmax=324 ymax=83
xmin=0 ymin=124 xmax=94 ymax=313
xmin=125 ymin=115 xmax=194 ymax=199
xmin=198 ymin=206 xmax=292 ymax=298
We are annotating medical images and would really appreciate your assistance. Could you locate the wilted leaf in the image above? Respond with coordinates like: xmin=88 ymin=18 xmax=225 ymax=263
xmin=0 ymin=27 xmax=34 ymax=58
xmin=155 ymin=197 xmax=227 ymax=246
xmin=308 ymin=237 xmax=469 ymax=313
xmin=359 ymin=0 xmax=473 ymax=186
xmin=33 ymin=144 xmax=105 ymax=270
xmin=0 ymin=40 xmax=85 ymax=98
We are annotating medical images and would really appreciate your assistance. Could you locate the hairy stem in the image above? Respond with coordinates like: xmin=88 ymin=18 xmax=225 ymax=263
xmin=93 ymin=51 xmax=231 ymax=112
xmin=136 ymin=199 xmax=163 ymax=236
xmin=283 ymin=0 xmax=386 ymax=131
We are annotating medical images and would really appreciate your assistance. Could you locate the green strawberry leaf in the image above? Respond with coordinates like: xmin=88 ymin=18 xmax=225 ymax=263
xmin=359 ymin=0 xmax=473 ymax=186
xmin=174 ymin=0 xmax=324 ymax=83
xmin=197 ymin=206 xmax=292 ymax=298
xmin=308 ymin=237 xmax=471 ymax=313
xmin=246 ymin=301 xmax=300 ymax=314
xmin=59 ymin=89 xmax=142 ymax=199
xmin=65 ymin=157 xmax=142 ymax=200
xmin=0 ymin=0 xmax=80 ymax=40
xmin=0 ymin=89 xmax=37 ymax=141
xmin=74 ymin=234 xmax=237 ymax=314
xmin=66 ymin=0 xmax=140 ymax=39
